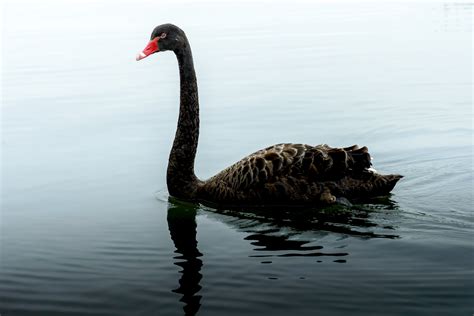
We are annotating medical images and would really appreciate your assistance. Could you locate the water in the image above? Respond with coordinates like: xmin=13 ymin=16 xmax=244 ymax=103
xmin=1 ymin=0 xmax=473 ymax=315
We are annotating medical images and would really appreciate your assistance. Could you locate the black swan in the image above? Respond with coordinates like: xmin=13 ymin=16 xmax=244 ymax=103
xmin=136 ymin=24 xmax=402 ymax=207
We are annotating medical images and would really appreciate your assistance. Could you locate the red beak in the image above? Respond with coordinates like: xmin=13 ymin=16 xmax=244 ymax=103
xmin=136 ymin=37 xmax=159 ymax=61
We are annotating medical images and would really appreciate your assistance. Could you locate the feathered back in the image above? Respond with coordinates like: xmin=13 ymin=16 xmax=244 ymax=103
xmin=198 ymin=144 xmax=402 ymax=206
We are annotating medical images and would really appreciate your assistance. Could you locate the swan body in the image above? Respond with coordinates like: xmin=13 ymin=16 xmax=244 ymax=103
xmin=137 ymin=24 xmax=402 ymax=207
xmin=198 ymin=143 xmax=401 ymax=206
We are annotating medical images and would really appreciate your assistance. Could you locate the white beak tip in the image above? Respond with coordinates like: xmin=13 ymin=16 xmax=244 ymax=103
xmin=136 ymin=52 xmax=146 ymax=61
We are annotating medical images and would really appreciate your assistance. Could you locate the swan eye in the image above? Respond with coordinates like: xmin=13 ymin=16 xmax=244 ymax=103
xmin=160 ymin=33 xmax=167 ymax=39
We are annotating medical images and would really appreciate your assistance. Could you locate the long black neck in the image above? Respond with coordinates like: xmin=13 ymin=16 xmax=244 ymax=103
xmin=167 ymin=36 xmax=200 ymax=199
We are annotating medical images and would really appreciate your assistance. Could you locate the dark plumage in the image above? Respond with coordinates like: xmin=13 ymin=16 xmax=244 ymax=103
xmin=137 ymin=24 xmax=402 ymax=207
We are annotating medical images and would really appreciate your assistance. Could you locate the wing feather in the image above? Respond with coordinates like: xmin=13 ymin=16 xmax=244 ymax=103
xmin=198 ymin=143 xmax=399 ymax=205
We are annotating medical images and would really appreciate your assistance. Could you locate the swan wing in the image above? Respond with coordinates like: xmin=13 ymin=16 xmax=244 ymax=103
xmin=199 ymin=143 xmax=401 ymax=205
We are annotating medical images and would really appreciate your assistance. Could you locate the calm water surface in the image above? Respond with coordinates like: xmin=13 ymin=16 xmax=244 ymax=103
xmin=1 ymin=0 xmax=473 ymax=315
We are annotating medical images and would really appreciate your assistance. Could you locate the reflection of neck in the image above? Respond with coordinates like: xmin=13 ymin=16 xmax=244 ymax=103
xmin=167 ymin=205 xmax=203 ymax=315
xmin=166 ymin=37 xmax=200 ymax=200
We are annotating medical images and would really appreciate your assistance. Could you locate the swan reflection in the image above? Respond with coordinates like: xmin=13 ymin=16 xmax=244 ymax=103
xmin=166 ymin=197 xmax=399 ymax=315
xmin=167 ymin=202 xmax=203 ymax=316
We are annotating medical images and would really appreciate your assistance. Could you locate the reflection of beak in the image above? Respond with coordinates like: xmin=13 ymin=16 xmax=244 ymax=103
xmin=136 ymin=37 xmax=159 ymax=61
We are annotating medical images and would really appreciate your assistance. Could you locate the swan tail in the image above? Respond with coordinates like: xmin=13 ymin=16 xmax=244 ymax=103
xmin=379 ymin=174 xmax=403 ymax=194
xmin=326 ymin=145 xmax=403 ymax=197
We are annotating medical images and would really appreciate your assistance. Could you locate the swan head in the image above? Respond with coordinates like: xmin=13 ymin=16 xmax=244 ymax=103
xmin=136 ymin=24 xmax=187 ymax=61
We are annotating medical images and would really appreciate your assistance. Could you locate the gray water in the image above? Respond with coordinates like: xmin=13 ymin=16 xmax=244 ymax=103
xmin=1 ymin=0 xmax=473 ymax=315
